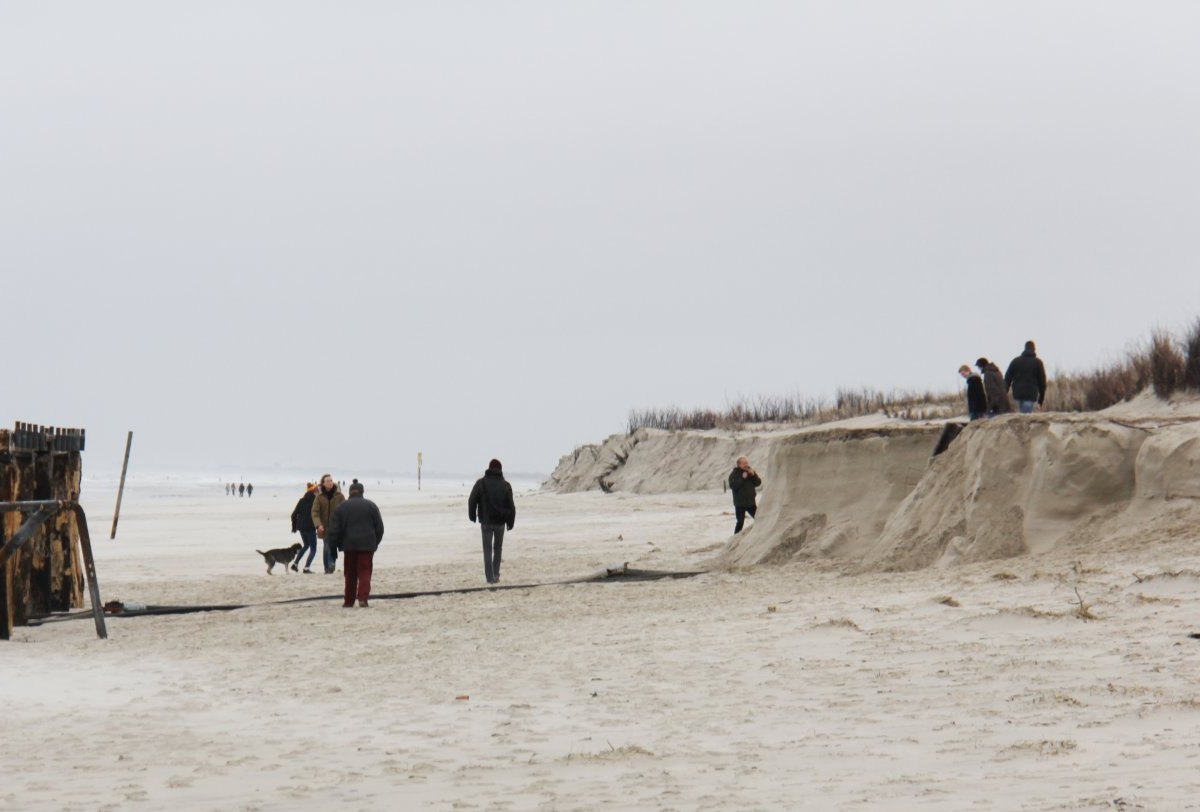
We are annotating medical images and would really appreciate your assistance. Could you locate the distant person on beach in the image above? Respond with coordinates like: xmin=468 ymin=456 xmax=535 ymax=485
xmin=976 ymin=358 xmax=1014 ymax=416
xmin=959 ymin=365 xmax=987 ymax=421
xmin=239 ymin=483 xmax=245 ymax=497
xmin=290 ymin=482 xmax=319 ymax=573
xmin=311 ymin=474 xmax=346 ymax=574
xmin=326 ymin=481 xmax=384 ymax=608
xmin=1005 ymin=340 xmax=1048 ymax=414
xmin=729 ymin=456 xmax=761 ymax=534
xmin=247 ymin=483 xmax=254 ymax=498
xmin=468 ymin=459 xmax=516 ymax=584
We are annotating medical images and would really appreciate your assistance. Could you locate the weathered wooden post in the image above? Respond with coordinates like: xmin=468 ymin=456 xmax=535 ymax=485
xmin=110 ymin=430 xmax=132 ymax=539
xmin=0 ymin=422 xmax=96 ymax=640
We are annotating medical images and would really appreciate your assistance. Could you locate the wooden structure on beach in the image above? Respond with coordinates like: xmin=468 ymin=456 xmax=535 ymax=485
xmin=0 ymin=422 xmax=101 ymax=640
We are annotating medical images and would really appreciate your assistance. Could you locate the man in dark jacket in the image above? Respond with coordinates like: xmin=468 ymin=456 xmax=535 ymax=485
xmin=290 ymin=482 xmax=319 ymax=573
xmin=1004 ymin=340 xmax=1048 ymax=414
xmin=976 ymin=358 xmax=1014 ymax=416
xmin=326 ymin=481 xmax=384 ymax=607
xmin=959 ymin=365 xmax=988 ymax=421
xmin=468 ymin=459 xmax=515 ymax=584
xmin=729 ymin=456 xmax=762 ymax=533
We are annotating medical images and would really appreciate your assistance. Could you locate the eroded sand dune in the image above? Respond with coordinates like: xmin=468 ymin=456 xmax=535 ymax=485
xmin=548 ymin=397 xmax=1200 ymax=573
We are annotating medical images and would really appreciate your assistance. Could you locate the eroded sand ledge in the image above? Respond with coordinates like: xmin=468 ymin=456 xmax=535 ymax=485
xmin=548 ymin=397 xmax=1200 ymax=572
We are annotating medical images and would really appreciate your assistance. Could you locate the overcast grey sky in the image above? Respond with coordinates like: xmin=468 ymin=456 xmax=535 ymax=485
xmin=3 ymin=2 xmax=1199 ymax=477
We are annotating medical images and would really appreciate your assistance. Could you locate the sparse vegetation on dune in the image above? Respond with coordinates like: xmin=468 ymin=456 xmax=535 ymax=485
xmin=628 ymin=320 xmax=1200 ymax=432
xmin=627 ymin=389 xmax=961 ymax=433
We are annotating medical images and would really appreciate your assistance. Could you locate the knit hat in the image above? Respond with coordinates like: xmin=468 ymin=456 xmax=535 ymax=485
xmin=349 ymin=482 xmax=364 ymax=496
xmin=488 ymin=459 xmax=502 ymax=471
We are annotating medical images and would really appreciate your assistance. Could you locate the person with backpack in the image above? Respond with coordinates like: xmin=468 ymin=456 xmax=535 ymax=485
xmin=468 ymin=459 xmax=516 ymax=584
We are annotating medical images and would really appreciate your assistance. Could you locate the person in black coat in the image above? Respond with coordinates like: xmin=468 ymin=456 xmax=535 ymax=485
xmin=976 ymin=358 xmax=1014 ymax=415
xmin=290 ymin=482 xmax=319 ymax=572
xmin=468 ymin=459 xmax=516 ymax=584
xmin=1004 ymin=340 xmax=1048 ymax=414
xmin=728 ymin=456 xmax=762 ymax=533
xmin=959 ymin=364 xmax=988 ymax=421
xmin=326 ymin=482 xmax=385 ymax=607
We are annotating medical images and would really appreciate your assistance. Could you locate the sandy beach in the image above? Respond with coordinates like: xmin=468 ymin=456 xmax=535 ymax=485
xmin=4 ymin=472 xmax=1200 ymax=811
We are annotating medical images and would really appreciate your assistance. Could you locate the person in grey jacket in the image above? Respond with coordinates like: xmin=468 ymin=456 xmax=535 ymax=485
xmin=468 ymin=459 xmax=515 ymax=584
xmin=729 ymin=456 xmax=762 ymax=533
xmin=326 ymin=481 xmax=384 ymax=608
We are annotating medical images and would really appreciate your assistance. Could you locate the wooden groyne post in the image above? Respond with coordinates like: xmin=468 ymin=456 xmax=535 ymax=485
xmin=0 ymin=422 xmax=105 ymax=640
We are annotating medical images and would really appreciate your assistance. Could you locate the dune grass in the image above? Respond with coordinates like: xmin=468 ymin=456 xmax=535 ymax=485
xmin=628 ymin=320 xmax=1200 ymax=432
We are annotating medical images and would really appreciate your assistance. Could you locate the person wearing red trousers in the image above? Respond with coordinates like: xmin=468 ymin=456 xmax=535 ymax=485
xmin=326 ymin=481 xmax=384 ymax=608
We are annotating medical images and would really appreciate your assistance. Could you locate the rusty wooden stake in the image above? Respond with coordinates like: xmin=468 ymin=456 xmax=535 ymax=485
xmin=110 ymin=431 xmax=133 ymax=540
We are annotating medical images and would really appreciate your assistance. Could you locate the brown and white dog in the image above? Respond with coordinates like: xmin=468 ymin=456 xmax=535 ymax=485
xmin=256 ymin=543 xmax=302 ymax=574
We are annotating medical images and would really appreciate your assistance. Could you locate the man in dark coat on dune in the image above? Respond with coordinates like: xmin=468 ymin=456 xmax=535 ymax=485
xmin=729 ymin=456 xmax=762 ymax=534
xmin=327 ymin=481 xmax=384 ymax=608
xmin=1005 ymin=340 xmax=1048 ymax=414
xmin=468 ymin=459 xmax=516 ymax=584
xmin=976 ymin=358 xmax=1014 ymax=415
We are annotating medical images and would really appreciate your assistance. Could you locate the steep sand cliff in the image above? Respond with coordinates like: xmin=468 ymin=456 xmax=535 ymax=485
xmin=548 ymin=396 xmax=1200 ymax=572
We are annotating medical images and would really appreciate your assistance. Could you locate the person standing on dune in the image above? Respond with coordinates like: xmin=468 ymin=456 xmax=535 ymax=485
xmin=976 ymin=357 xmax=1013 ymax=416
xmin=959 ymin=364 xmax=988 ymax=421
xmin=1005 ymin=340 xmax=1048 ymax=414
xmin=729 ymin=456 xmax=761 ymax=534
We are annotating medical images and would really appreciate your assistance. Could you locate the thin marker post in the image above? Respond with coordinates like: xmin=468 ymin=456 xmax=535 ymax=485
xmin=110 ymin=431 xmax=133 ymax=539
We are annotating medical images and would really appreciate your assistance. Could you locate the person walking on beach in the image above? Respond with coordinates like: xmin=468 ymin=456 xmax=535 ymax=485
xmin=729 ymin=456 xmax=762 ymax=534
xmin=959 ymin=364 xmax=988 ymax=421
xmin=247 ymin=483 xmax=254 ymax=498
xmin=468 ymin=459 xmax=516 ymax=584
xmin=326 ymin=481 xmax=384 ymax=608
xmin=239 ymin=482 xmax=245 ymax=497
xmin=1005 ymin=340 xmax=1048 ymax=414
xmin=290 ymin=482 xmax=319 ymax=573
xmin=976 ymin=358 xmax=1014 ymax=416
xmin=311 ymin=474 xmax=345 ymax=574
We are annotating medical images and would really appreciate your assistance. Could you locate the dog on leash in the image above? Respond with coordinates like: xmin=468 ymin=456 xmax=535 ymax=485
xmin=256 ymin=543 xmax=303 ymax=575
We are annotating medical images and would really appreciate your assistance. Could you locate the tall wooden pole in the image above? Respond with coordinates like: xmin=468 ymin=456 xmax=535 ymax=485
xmin=417 ymin=451 xmax=422 ymax=491
xmin=110 ymin=431 xmax=133 ymax=539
